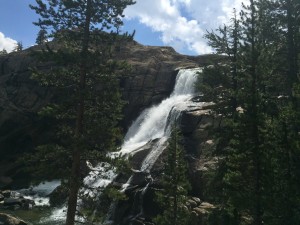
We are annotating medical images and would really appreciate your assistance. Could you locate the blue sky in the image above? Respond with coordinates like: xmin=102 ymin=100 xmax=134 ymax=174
xmin=0 ymin=0 xmax=244 ymax=55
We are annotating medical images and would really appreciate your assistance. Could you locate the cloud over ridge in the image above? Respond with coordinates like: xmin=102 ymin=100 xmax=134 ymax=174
xmin=0 ymin=32 xmax=17 ymax=53
xmin=124 ymin=0 xmax=244 ymax=55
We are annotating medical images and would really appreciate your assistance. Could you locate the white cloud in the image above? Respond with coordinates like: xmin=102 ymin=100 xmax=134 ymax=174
xmin=124 ymin=0 xmax=245 ymax=55
xmin=0 ymin=32 xmax=17 ymax=53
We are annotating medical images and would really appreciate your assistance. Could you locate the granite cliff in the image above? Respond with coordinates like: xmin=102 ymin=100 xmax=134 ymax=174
xmin=0 ymin=40 xmax=218 ymax=187
xmin=0 ymin=40 xmax=222 ymax=224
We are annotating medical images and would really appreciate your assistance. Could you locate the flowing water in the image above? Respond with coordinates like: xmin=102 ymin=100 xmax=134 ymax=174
xmin=6 ymin=68 xmax=200 ymax=224
xmin=121 ymin=68 xmax=199 ymax=174
xmin=120 ymin=68 xmax=199 ymax=156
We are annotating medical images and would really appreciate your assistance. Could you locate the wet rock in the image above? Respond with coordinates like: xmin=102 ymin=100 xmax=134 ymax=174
xmin=129 ymin=140 xmax=159 ymax=170
xmin=0 ymin=190 xmax=35 ymax=210
xmin=0 ymin=213 xmax=28 ymax=225
xmin=3 ymin=198 xmax=22 ymax=206
xmin=1 ymin=190 xmax=11 ymax=198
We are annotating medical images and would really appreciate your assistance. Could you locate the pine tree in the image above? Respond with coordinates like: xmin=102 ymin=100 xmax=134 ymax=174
xmin=0 ymin=49 xmax=7 ymax=55
xmin=202 ymin=8 xmax=241 ymax=115
xmin=154 ymin=126 xmax=191 ymax=225
xmin=36 ymin=29 xmax=47 ymax=45
xmin=198 ymin=1 xmax=300 ymax=224
xmin=204 ymin=9 xmax=240 ymax=113
xmin=28 ymin=1 xmax=135 ymax=224
xmin=14 ymin=41 xmax=23 ymax=51
xmin=263 ymin=0 xmax=300 ymax=223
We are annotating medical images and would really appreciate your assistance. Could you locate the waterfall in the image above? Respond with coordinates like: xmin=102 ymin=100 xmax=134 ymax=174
xmin=45 ymin=68 xmax=200 ymax=224
xmin=120 ymin=68 xmax=200 ymax=157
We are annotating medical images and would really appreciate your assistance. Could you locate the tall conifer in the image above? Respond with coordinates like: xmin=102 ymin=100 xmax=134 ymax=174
xmin=28 ymin=1 xmax=135 ymax=224
xmin=154 ymin=126 xmax=191 ymax=225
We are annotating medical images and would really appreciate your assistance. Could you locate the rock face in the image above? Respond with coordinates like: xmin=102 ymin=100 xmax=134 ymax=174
xmin=106 ymin=97 xmax=220 ymax=225
xmin=0 ymin=40 xmax=221 ymax=224
xmin=115 ymin=42 xmax=203 ymax=124
xmin=0 ymin=50 xmax=54 ymax=188
xmin=0 ymin=40 xmax=215 ymax=188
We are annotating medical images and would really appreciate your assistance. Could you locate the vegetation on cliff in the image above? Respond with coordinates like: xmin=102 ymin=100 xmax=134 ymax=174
xmin=154 ymin=126 xmax=191 ymax=225
xmin=198 ymin=0 xmax=300 ymax=224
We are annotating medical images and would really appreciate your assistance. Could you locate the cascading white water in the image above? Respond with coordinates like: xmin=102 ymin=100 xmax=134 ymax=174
xmin=46 ymin=68 xmax=200 ymax=224
xmin=106 ymin=68 xmax=201 ymax=223
xmin=120 ymin=68 xmax=200 ymax=157
xmin=85 ymin=68 xmax=200 ymax=185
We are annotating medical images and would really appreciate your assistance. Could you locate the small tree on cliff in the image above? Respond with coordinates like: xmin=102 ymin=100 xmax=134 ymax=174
xmin=154 ymin=126 xmax=191 ymax=225
xmin=28 ymin=0 xmax=135 ymax=225
xmin=14 ymin=41 xmax=23 ymax=52
xmin=35 ymin=28 xmax=47 ymax=45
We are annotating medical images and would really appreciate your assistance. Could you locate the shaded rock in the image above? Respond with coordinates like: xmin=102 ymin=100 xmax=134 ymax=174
xmin=0 ymin=176 xmax=13 ymax=189
xmin=0 ymin=194 xmax=4 ymax=201
xmin=191 ymin=197 xmax=202 ymax=205
xmin=1 ymin=190 xmax=11 ymax=198
xmin=3 ymin=198 xmax=22 ymax=206
xmin=48 ymin=185 xmax=68 ymax=207
xmin=0 ymin=190 xmax=35 ymax=210
xmin=187 ymin=199 xmax=198 ymax=209
xmin=131 ymin=218 xmax=145 ymax=225
xmin=0 ymin=213 xmax=28 ymax=225
xmin=128 ymin=171 xmax=148 ymax=186
xmin=129 ymin=139 xmax=160 ymax=170
xmin=142 ymin=187 xmax=160 ymax=218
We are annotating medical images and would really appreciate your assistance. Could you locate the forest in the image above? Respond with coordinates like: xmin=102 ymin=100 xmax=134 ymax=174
xmin=0 ymin=0 xmax=299 ymax=225
xmin=197 ymin=0 xmax=300 ymax=224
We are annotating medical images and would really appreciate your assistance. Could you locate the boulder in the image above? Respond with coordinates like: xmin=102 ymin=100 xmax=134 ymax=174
xmin=1 ymin=190 xmax=11 ymax=198
xmin=3 ymin=198 xmax=22 ymax=206
xmin=191 ymin=197 xmax=202 ymax=205
xmin=0 ymin=213 xmax=28 ymax=225
xmin=199 ymin=202 xmax=216 ymax=210
xmin=187 ymin=199 xmax=198 ymax=208
xmin=0 ymin=190 xmax=35 ymax=210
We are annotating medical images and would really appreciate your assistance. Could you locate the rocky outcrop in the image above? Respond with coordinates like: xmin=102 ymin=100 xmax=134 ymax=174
xmin=0 ymin=41 xmax=204 ymax=187
xmin=0 ymin=213 xmax=28 ymax=225
xmin=116 ymin=42 xmax=200 ymax=124
xmin=106 ymin=97 xmax=220 ymax=225
xmin=48 ymin=184 xmax=68 ymax=207
xmin=0 ymin=41 xmax=217 ymax=188
xmin=0 ymin=190 xmax=35 ymax=210
xmin=0 ymin=40 xmax=222 ymax=225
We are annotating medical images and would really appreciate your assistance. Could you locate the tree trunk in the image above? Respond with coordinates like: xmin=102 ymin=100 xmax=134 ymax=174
xmin=65 ymin=0 xmax=92 ymax=224
xmin=66 ymin=150 xmax=81 ymax=225
xmin=249 ymin=1 xmax=262 ymax=224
